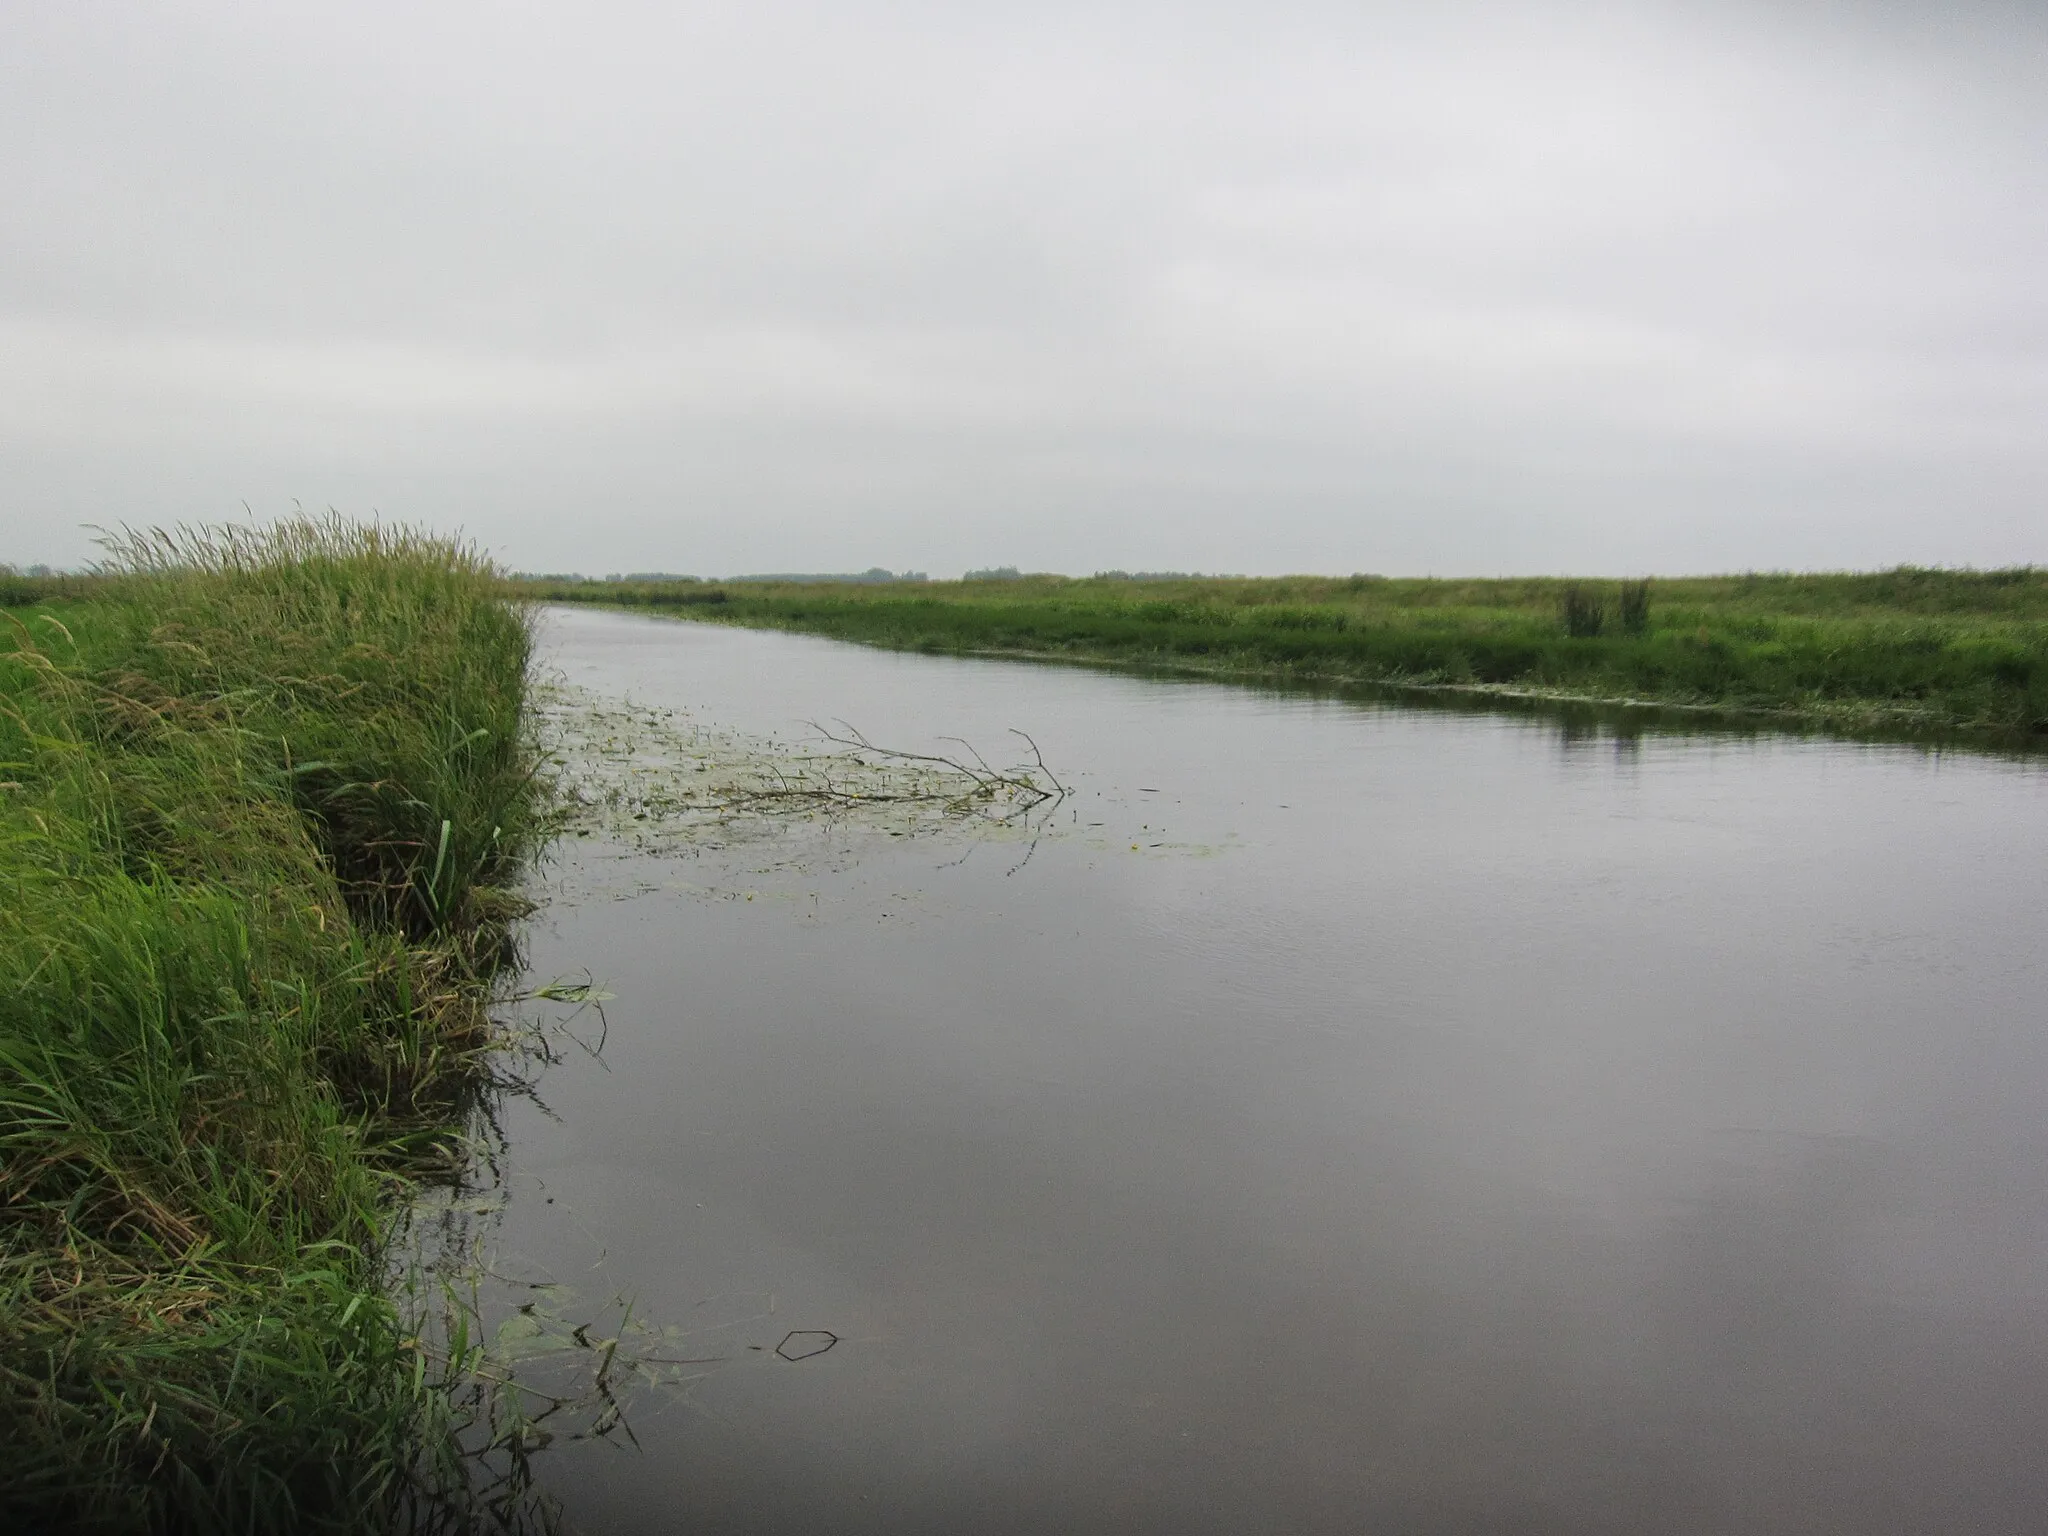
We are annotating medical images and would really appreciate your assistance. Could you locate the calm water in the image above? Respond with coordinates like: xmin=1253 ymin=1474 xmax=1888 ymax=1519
xmin=499 ymin=605 xmax=2048 ymax=1534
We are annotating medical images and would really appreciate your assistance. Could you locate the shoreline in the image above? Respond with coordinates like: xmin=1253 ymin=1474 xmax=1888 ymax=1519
xmin=545 ymin=598 xmax=2047 ymax=755
xmin=1 ymin=522 xmax=550 ymax=1531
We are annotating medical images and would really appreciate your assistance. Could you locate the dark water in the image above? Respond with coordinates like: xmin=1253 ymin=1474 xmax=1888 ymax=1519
xmin=503 ymin=605 xmax=2048 ymax=1535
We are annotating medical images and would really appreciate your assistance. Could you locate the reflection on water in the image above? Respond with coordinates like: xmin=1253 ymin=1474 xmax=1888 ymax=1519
xmin=495 ymin=606 xmax=2048 ymax=1534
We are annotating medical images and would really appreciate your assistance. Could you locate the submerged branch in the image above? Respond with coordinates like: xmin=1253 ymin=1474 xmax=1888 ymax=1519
xmin=804 ymin=719 xmax=1064 ymax=813
xmin=537 ymin=682 xmax=1068 ymax=856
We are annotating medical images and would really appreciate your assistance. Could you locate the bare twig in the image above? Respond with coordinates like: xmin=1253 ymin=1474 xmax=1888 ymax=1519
xmin=804 ymin=720 xmax=1064 ymax=814
xmin=1008 ymin=729 xmax=1065 ymax=797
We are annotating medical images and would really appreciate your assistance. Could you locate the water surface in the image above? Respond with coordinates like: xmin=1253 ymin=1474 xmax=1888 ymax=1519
xmin=502 ymin=605 xmax=2048 ymax=1534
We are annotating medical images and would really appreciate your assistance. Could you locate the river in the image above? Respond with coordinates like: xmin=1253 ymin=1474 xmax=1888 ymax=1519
xmin=480 ymin=604 xmax=2048 ymax=1534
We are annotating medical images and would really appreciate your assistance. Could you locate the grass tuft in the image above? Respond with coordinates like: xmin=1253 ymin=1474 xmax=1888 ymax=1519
xmin=1617 ymin=579 xmax=1651 ymax=636
xmin=1560 ymin=584 xmax=1605 ymax=639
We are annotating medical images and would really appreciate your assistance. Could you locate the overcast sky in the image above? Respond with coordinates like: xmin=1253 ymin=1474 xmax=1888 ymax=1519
xmin=3 ymin=1 xmax=2043 ymax=576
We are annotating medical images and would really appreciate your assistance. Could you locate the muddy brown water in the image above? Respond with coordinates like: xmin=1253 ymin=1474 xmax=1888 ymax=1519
xmin=494 ymin=605 xmax=2048 ymax=1534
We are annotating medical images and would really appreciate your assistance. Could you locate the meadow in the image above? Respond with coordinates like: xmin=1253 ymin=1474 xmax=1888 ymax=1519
xmin=518 ymin=568 xmax=2048 ymax=744
xmin=1 ymin=522 xmax=545 ymax=1531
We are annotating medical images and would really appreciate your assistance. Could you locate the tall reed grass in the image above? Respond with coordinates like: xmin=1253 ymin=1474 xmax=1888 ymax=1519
xmin=1 ymin=518 xmax=546 ymax=1531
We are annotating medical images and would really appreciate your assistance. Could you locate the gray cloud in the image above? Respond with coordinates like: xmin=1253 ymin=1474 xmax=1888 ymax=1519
xmin=3 ymin=0 xmax=2044 ymax=573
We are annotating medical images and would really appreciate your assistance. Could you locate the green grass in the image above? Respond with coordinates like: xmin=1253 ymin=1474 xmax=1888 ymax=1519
xmin=519 ymin=568 xmax=2048 ymax=745
xmin=1 ymin=520 xmax=547 ymax=1531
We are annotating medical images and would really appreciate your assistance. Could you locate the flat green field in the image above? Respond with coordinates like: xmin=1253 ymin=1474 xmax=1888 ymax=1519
xmin=519 ymin=568 xmax=2048 ymax=745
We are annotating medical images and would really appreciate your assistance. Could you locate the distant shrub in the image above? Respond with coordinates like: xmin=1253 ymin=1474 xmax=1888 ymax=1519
xmin=1561 ymin=584 xmax=1605 ymax=638
xmin=1619 ymin=579 xmax=1651 ymax=635
xmin=0 ymin=566 xmax=82 ymax=606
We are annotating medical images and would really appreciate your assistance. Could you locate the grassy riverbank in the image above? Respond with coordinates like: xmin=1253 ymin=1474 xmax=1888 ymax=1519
xmin=519 ymin=568 xmax=2048 ymax=743
xmin=2 ymin=523 xmax=544 ymax=1531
